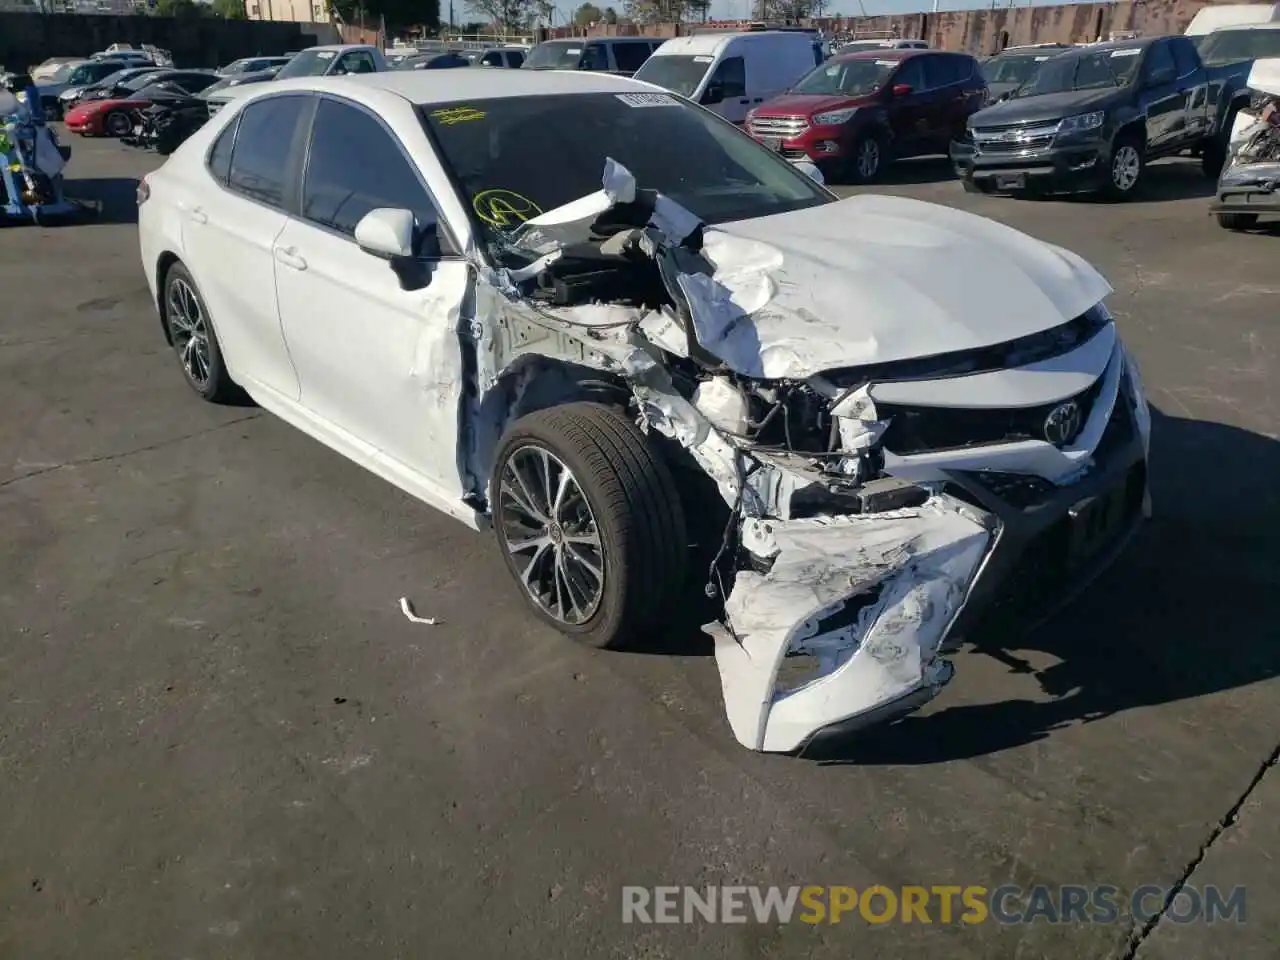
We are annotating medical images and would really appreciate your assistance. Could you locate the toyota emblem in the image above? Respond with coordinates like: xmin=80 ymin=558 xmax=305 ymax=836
xmin=1043 ymin=400 xmax=1083 ymax=447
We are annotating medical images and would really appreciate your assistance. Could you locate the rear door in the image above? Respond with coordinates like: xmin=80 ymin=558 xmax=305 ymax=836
xmin=272 ymin=95 xmax=471 ymax=492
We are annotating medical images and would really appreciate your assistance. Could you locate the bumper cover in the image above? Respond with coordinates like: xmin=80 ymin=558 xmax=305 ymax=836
xmin=951 ymin=137 xmax=1110 ymax=194
xmin=1211 ymin=160 xmax=1280 ymax=214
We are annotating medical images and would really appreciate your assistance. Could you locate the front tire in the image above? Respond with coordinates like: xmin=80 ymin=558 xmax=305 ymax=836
xmin=846 ymin=130 xmax=886 ymax=184
xmin=1217 ymin=212 xmax=1258 ymax=231
xmin=491 ymin=402 xmax=688 ymax=650
xmin=1103 ymin=134 xmax=1144 ymax=200
xmin=162 ymin=262 xmax=236 ymax=403
xmin=103 ymin=110 xmax=132 ymax=138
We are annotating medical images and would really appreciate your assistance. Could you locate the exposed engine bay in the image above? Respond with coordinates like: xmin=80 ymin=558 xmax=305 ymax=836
xmin=459 ymin=158 xmax=1150 ymax=753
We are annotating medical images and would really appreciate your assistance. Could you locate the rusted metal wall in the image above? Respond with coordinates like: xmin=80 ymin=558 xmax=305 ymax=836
xmin=549 ymin=0 xmax=1228 ymax=53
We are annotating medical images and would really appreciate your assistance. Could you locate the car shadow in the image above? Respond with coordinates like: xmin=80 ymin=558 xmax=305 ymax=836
xmin=64 ymin=177 xmax=140 ymax=225
xmin=827 ymin=154 xmax=957 ymax=188
xmin=801 ymin=406 xmax=1280 ymax=764
xmin=1081 ymin=159 xmax=1218 ymax=204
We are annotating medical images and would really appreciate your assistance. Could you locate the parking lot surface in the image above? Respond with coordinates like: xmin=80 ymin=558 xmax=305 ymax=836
xmin=1 ymin=135 xmax=1277 ymax=959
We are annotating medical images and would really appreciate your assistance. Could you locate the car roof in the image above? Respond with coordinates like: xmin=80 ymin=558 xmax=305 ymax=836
xmin=832 ymin=48 xmax=927 ymax=62
xmin=1068 ymin=38 xmax=1152 ymax=54
xmin=281 ymin=68 xmax=653 ymax=103
xmin=1208 ymin=20 xmax=1280 ymax=29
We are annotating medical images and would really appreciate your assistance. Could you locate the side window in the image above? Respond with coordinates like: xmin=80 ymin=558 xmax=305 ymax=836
xmin=1143 ymin=43 xmax=1176 ymax=85
xmin=506 ymin=50 xmax=525 ymax=67
xmin=1171 ymin=37 xmax=1199 ymax=77
xmin=581 ymin=43 xmax=609 ymax=71
xmin=175 ymin=74 xmax=218 ymax=93
xmin=893 ymin=57 xmax=926 ymax=91
xmin=227 ymin=95 xmax=308 ymax=208
xmin=207 ymin=116 xmax=237 ymax=185
xmin=302 ymin=98 xmax=439 ymax=241
xmin=922 ymin=55 xmax=952 ymax=89
xmin=481 ymin=51 xmax=503 ymax=66
xmin=336 ymin=51 xmax=377 ymax=75
xmin=612 ymin=41 xmax=652 ymax=73
xmin=710 ymin=55 xmax=746 ymax=98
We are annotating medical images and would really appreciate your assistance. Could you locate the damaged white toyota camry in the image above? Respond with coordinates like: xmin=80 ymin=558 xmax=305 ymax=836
xmin=138 ymin=70 xmax=1152 ymax=753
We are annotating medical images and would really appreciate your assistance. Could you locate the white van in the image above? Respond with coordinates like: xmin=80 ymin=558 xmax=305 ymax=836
xmin=633 ymin=31 xmax=819 ymax=125
xmin=1185 ymin=4 xmax=1280 ymax=38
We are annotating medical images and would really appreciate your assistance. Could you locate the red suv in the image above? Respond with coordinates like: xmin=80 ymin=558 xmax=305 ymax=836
xmin=746 ymin=49 xmax=988 ymax=183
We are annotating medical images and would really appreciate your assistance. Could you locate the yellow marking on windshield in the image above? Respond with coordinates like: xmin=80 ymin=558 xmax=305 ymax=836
xmin=472 ymin=189 xmax=543 ymax=228
xmin=431 ymin=106 xmax=487 ymax=125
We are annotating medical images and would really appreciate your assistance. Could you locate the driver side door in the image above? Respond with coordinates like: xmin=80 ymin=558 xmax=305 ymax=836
xmin=272 ymin=95 xmax=472 ymax=499
xmin=1139 ymin=41 xmax=1183 ymax=151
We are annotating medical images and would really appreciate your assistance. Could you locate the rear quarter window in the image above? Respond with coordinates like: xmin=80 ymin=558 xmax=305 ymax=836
xmin=207 ymin=115 xmax=238 ymax=184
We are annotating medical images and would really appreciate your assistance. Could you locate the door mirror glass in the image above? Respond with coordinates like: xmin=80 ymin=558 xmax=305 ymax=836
xmin=789 ymin=159 xmax=825 ymax=185
xmin=891 ymin=83 xmax=913 ymax=97
xmin=701 ymin=82 xmax=725 ymax=105
xmin=355 ymin=207 xmax=417 ymax=258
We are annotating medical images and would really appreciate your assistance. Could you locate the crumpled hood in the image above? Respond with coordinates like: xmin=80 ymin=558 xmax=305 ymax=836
xmin=678 ymin=194 xmax=1112 ymax=380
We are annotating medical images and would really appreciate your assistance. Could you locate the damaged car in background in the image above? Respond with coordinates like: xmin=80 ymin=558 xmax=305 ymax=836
xmin=1213 ymin=56 xmax=1280 ymax=229
xmin=137 ymin=71 xmax=1152 ymax=754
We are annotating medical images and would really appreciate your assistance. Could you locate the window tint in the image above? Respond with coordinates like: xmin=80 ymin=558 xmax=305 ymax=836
xmin=1143 ymin=42 xmax=1176 ymax=84
xmin=710 ymin=55 xmax=746 ymax=98
xmin=481 ymin=51 xmax=503 ymax=66
xmin=335 ymin=51 xmax=378 ymax=74
xmin=1170 ymin=36 xmax=1199 ymax=76
xmin=172 ymin=73 xmax=218 ymax=93
xmin=581 ymin=43 xmax=609 ymax=71
xmin=507 ymin=50 xmax=525 ymax=67
xmin=207 ymin=117 xmax=237 ymax=184
xmin=922 ymin=55 xmax=953 ymax=88
xmin=227 ymin=95 xmax=307 ymax=207
xmin=302 ymin=98 xmax=436 ymax=238
xmin=894 ymin=58 xmax=926 ymax=90
xmin=612 ymin=41 xmax=652 ymax=72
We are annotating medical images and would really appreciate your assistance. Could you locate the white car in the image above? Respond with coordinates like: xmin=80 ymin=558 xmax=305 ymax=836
xmin=137 ymin=70 xmax=1151 ymax=754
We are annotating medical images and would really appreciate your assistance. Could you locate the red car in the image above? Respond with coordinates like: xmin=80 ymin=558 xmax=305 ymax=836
xmin=745 ymin=49 xmax=987 ymax=184
xmin=65 ymin=94 xmax=153 ymax=137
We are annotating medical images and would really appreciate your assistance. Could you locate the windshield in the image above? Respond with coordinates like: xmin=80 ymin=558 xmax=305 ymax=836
xmin=983 ymin=53 xmax=1057 ymax=85
xmin=1016 ymin=46 xmax=1142 ymax=96
xmin=51 ymin=63 xmax=79 ymax=82
xmin=122 ymin=71 xmax=172 ymax=92
xmin=422 ymin=93 xmax=829 ymax=248
xmin=275 ymin=49 xmax=337 ymax=79
xmin=792 ymin=57 xmax=897 ymax=96
xmin=67 ymin=63 xmax=111 ymax=85
xmin=632 ymin=55 xmax=711 ymax=98
xmin=524 ymin=41 xmax=585 ymax=70
xmin=1198 ymin=28 xmax=1280 ymax=65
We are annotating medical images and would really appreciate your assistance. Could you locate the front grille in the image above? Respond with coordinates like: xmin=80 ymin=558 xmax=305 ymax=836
xmin=971 ymin=121 xmax=1060 ymax=155
xmin=969 ymin=471 xmax=1057 ymax=508
xmin=977 ymin=135 xmax=1056 ymax=154
xmin=748 ymin=115 xmax=809 ymax=139
xmin=878 ymin=376 xmax=1104 ymax=455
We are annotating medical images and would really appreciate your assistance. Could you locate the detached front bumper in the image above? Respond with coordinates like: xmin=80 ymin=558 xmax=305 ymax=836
xmin=951 ymin=135 xmax=1110 ymax=195
xmin=1211 ymin=160 xmax=1280 ymax=216
xmin=707 ymin=340 xmax=1151 ymax=754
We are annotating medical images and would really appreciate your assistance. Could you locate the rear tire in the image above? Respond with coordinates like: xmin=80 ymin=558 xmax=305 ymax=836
xmin=162 ymin=262 xmax=237 ymax=403
xmin=1217 ymin=212 xmax=1258 ymax=231
xmin=491 ymin=402 xmax=688 ymax=650
xmin=103 ymin=110 xmax=132 ymax=138
xmin=1202 ymin=106 xmax=1240 ymax=178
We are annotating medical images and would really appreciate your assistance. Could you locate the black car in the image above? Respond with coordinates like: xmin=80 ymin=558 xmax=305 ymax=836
xmin=952 ymin=36 xmax=1256 ymax=199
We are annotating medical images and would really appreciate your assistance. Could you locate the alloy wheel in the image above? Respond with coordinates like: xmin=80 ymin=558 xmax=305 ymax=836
xmin=498 ymin=445 xmax=605 ymax=626
xmin=857 ymin=138 xmax=881 ymax=179
xmin=167 ymin=277 xmax=211 ymax=389
xmin=105 ymin=112 xmax=132 ymax=137
xmin=1111 ymin=145 xmax=1140 ymax=192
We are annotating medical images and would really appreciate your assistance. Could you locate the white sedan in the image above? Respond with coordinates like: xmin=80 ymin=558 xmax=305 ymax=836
xmin=138 ymin=70 xmax=1151 ymax=753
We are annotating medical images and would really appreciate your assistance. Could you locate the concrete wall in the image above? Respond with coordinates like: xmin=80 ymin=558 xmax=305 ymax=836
xmin=0 ymin=12 xmax=315 ymax=72
xmin=548 ymin=0 xmax=1227 ymax=54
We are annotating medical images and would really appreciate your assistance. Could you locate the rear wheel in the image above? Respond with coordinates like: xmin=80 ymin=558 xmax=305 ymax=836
xmin=491 ymin=402 xmax=688 ymax=650
xmin=162 ymin=262 xmax=237 ymax=403
xmin=1217 ymin=212 xmax=1258 ymax=231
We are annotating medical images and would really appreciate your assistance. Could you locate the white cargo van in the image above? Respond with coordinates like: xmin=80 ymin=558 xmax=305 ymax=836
xmin=633 ymin=31 xmax=819 ymax=125
xmin=1185 ymin=4 xmax=1280 ymax=39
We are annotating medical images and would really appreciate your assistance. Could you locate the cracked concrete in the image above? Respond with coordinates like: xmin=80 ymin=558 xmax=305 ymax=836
xmin=0 ymin=139 xmax=1275 ymax=959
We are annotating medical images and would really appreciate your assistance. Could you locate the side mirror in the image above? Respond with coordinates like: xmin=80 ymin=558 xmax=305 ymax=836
xmin=790 ymin=159 xmax=825 ymax=185
xmin=1146 ymin=68 xmax=1174 ymax=88
xmin=891 ymin=83 xmax=913 ymax=97
xmin=355 ymin=207 xmax=451 ymax=291
xmin=701 ymin=82 xmax=725 ymax=105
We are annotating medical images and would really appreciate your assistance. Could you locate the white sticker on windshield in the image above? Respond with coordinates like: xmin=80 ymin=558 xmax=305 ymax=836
xmin=616 ymin=92 xmax=679 ymax=107
xmin=315 ymin=50 xmax=336 ymax=60
xmin=693 ymin=55 xmax=715 ymax=62
xmin=875 ymin=60 xmax=897 ymax=66
xmin=1110 ymin=48 xmax=1141 ymax=57
xmin=566 ymin=48 xmax=582 ymax=55
xmin=1035 ymin=56 xmax=1051 ymax=61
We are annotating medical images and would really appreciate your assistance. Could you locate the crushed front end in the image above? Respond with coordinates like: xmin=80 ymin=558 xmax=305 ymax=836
xmin=467 ymin=158 xmax=1151 ymax=753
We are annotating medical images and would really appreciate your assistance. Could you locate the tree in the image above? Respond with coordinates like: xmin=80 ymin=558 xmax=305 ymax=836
xmin=154 ymin=0 xmax=203 ymax=16
xmin=622 ymin=0 xmax=683 ymax=23
xmin=601 ymin=5 xmax=617 ymax=22
xmin=754 ymin=0 xmax=826 ymax=19
xmin=464 ymin=0 xmax=546 ymax=31
xmin=211 ymin=0 xmax=247 ymax=17
xmin=330 ymin=0 xmax=440 ymax=32
xmin=573 ymin=1 xmax=601 ymax=25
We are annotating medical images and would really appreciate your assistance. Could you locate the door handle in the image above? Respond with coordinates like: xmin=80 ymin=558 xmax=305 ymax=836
xmin=738 ymin=98 xmax=750 ymax=105
xmin=752 ymin=97 xmax=763 ymax=103
xmin=274 ymin=246 xmax=307 ymax=271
